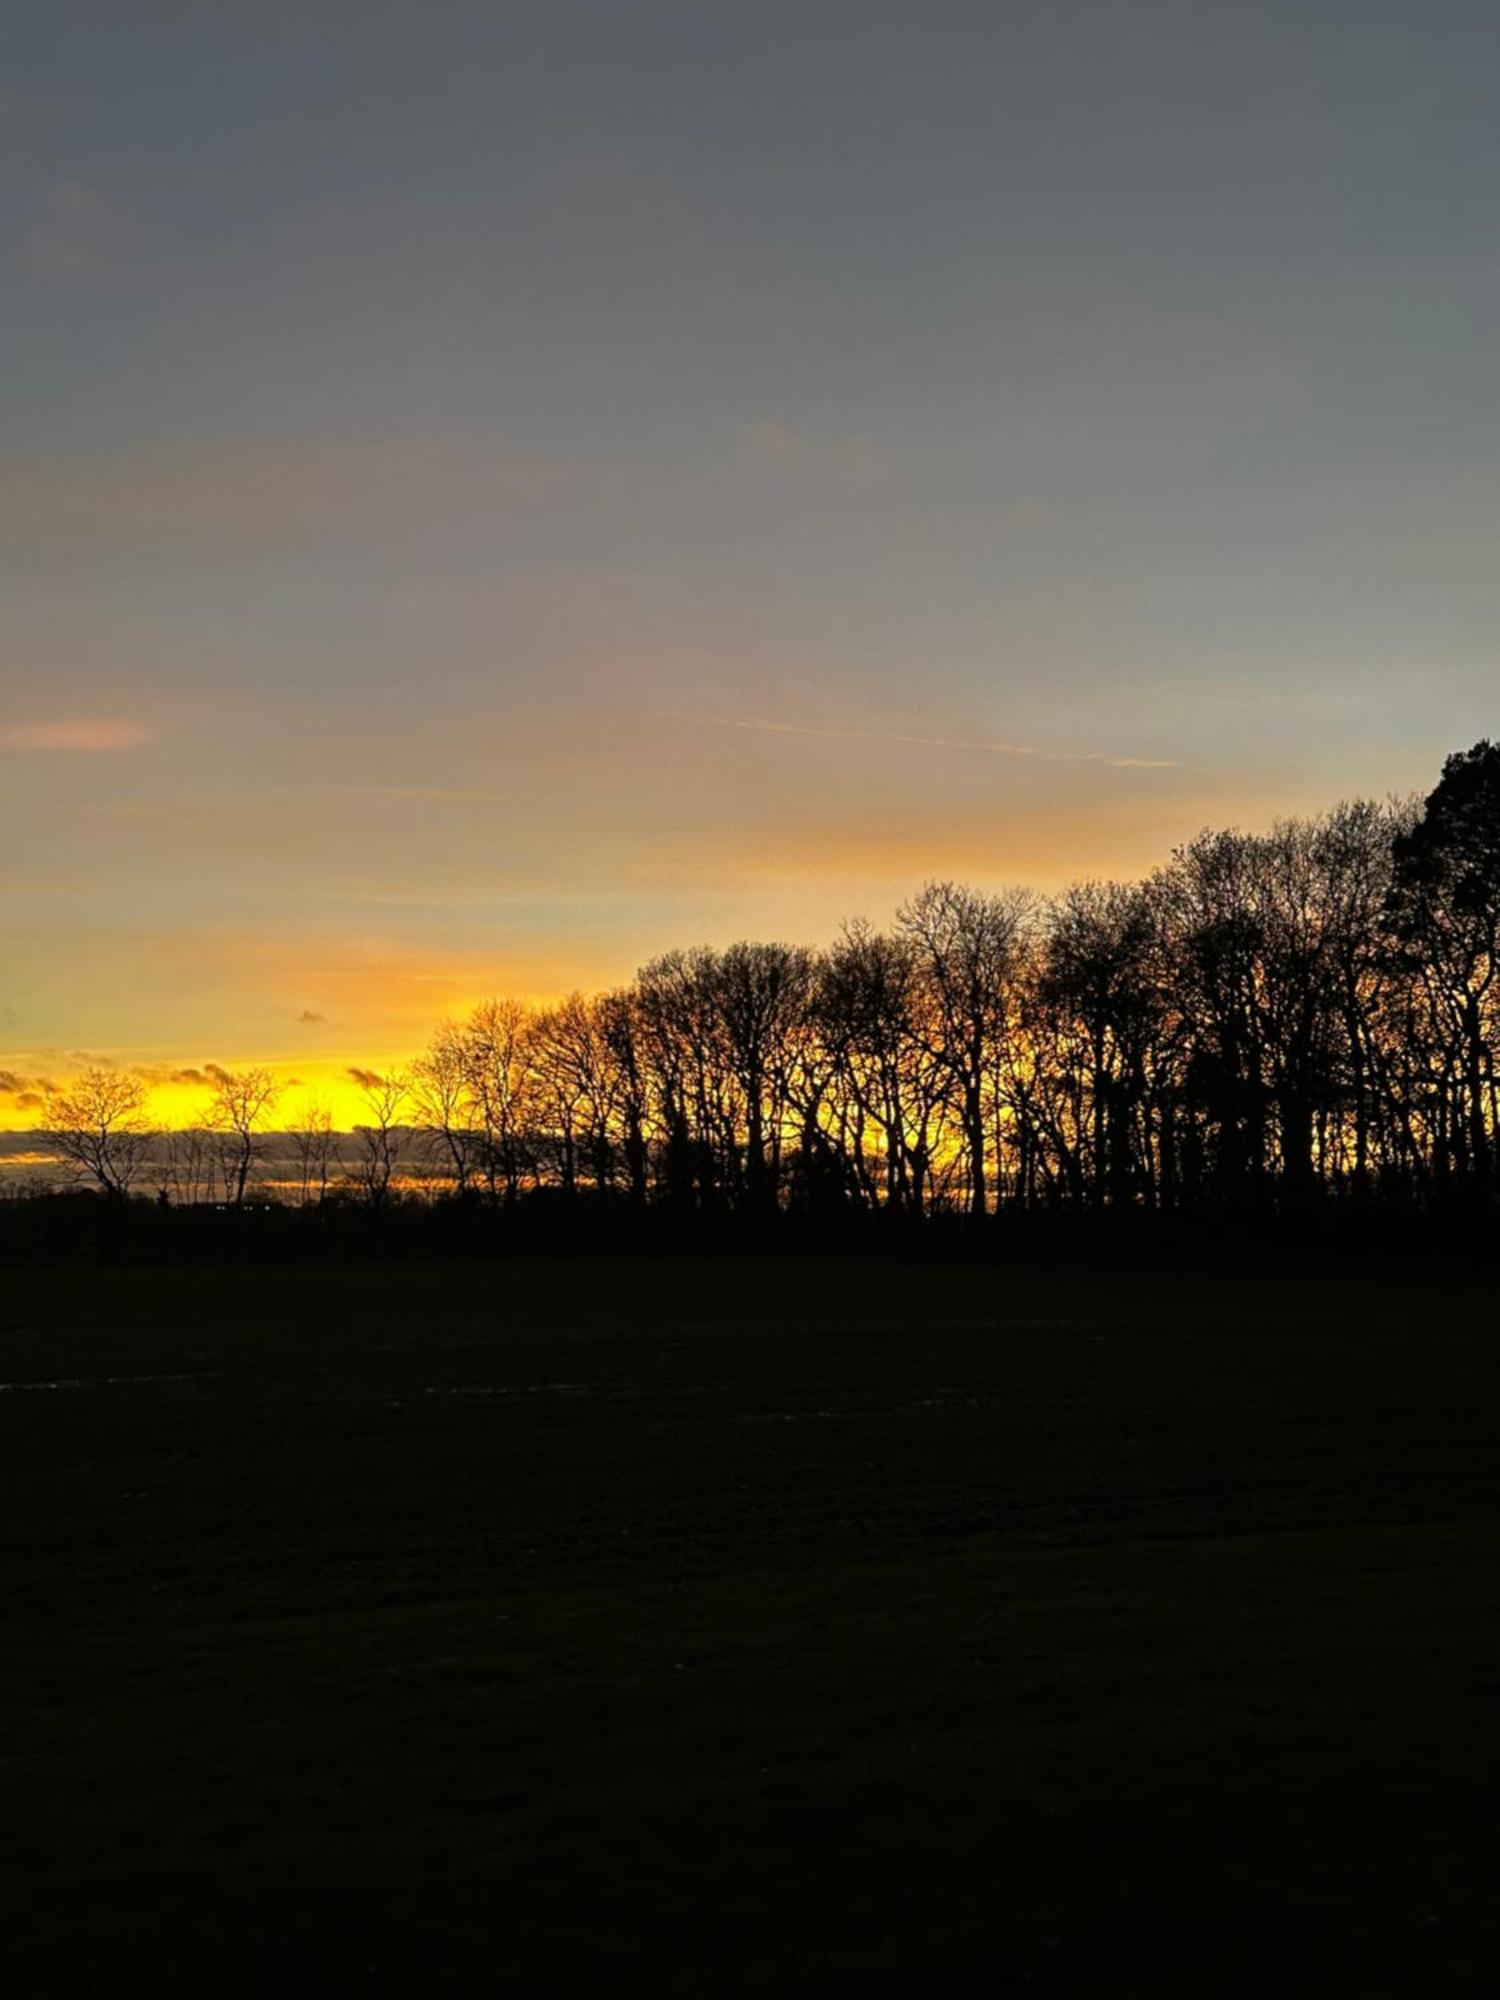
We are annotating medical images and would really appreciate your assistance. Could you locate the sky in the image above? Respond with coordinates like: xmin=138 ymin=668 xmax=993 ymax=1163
xmin=4 ymin=1 xmax=1500 ymax=1124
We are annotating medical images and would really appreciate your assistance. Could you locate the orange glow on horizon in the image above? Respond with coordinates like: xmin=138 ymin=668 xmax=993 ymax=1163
xmin=0 ymin=774 xmax=1364 ymax=1139
xmin=0 ymin=1057 xmax=431 ymax=1138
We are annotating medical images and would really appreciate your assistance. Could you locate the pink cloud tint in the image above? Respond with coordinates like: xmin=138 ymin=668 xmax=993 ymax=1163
xmin=0 ymin=720 xmax=154 ymax=752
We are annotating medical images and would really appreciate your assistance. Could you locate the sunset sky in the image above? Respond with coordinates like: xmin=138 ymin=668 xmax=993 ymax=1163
xmin=5 ymin=2 xmax=1500 ymax=1125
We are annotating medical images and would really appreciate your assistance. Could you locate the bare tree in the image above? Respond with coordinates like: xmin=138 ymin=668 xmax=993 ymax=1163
xmin=813 ymin=922 xmax=950 ymax=1221
xmin=290 ymin=1095 xmax=340 ymax=1206
xmin=711 ymin=942 xmax=817 ymax=1215
xmin=351 ymin=1069 xmax=410 ymax=1208
xmin=41 ymin=1067 xmax=154 ymax=1197
xmin=460 ymin=1000 xmax=533 ymax=1204
xmin=204 ymin=1066 xmax=279 ymax=1207
xmin=527 ymin=995 xmax=595 ymax=1197
xmin=33 ymin=746 xmax=1500 ymax=1237
xmin=898 ymin=882 xmax=1034 ymax=1220
xmin=1041 ymin=880 xmax=1167 ymax=1208
xmin=412 ymin=1023 xmax=480 ymax=1197
xmin=1388 ymin=742 xmax=1500 ymax=1191
xmin=158 ymin=1125 xmax=214 ymax=1206
xmin=598 ymin=987 xmax=650 ymax=1207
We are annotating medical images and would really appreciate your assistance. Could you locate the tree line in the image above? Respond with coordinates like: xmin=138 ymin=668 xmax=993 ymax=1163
xmin=32 ymin=741 xmax=1500 ymax=1230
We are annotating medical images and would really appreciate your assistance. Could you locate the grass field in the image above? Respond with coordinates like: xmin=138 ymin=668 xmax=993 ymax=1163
xmin=4 ymin=1255 xmax=1499 ymax=1995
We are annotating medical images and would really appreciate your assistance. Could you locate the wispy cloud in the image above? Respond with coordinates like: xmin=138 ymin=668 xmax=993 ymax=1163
xmin=696 ymin=715 xmax=1177 ymax=770
xmin=0 ymin=720 xmax=154 ymax=752
xmin=0 ymin=440 xmax=601 ymax=559
xmin=73 ymin=804 xmax=203 ymax=830
xmin=343 ymin=785 xmax=511 ymax=805
xmin=734 ymin=419 xmax=879 ymax=477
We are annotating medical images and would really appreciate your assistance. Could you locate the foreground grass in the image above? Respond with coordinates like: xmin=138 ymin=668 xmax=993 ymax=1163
xmin=3 ymin=1256 xmax=1499 ymax=1995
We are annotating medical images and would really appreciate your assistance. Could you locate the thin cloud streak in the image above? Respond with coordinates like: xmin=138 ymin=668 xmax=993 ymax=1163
xmin=343 ymin=786 xmax=511 ymax=804
xmin=698 ymin=715 xmax=1178 ymax=770
xmin=0 ymin=720 xmax=154 ymax=752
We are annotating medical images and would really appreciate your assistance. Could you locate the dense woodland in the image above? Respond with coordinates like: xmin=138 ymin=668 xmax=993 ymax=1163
xmin=20 ymin=741 xmax=1500 ymax=1238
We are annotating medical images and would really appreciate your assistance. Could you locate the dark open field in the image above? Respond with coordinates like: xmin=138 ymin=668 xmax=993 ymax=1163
xmin=4 ymin=1256 xmax=1500 ymax=1995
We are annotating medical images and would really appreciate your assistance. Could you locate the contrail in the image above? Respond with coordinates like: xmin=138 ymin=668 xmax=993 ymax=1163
xmin=697 ymin=715 xmax=1177 ymax=770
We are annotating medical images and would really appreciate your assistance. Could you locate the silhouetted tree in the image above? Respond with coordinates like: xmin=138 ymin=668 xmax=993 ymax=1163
xmin=899 ymin=882 xmax=1034 ymax=1221
xmin=159 ymin=1125 xmax=214 ymax=1207
xmin=1040 ymin=880 xmax=1165 ymax=1208
xmin=460 ymin=999 xmax=533 ymax=1204
xmin=290 ymin=1096 xmax=340 ymax=1206
xmin=23 ymin=745 xmax=1500 ymax=1234
xmin=412 ymin=1023 xmax=481 ymax=1197
xmin=814 ymin=923 xmax=949 ymax=1221
xmin=206 ymin=1065 xmax=279 ymax=1207
xmin=598 ymin=988 xmax=650 ymax=1208
xmin=351 ymin=1069 xmax=410 ymax=1208
xmin=1388 ymin=742 xmax=1500 ymax=1192
xmin=40 ymin=1067 xmax=154 ymax=1197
